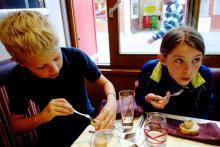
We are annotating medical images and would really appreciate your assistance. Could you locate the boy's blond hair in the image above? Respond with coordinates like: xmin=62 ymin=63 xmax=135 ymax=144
xmin=0 ymin=10 xmax=59 ymax=63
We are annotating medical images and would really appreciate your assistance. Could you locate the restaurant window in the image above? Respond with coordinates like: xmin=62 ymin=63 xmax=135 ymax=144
xmin=68 ymin=0 xmax=220 ymax=68
xmin=199 ymin=0 xmax=210 ymax=16
xmin=198 ymin=0 xmax=220 ymax=55
xmin=0 ymin=0 xmax=49 ymax=61
xmin=0 ymin=0 xmax=45 ymax=9
xmin=0 ymin=0 xmax=48 ymax=17
xmin=94 ymin=0 xmax=110 ymax=64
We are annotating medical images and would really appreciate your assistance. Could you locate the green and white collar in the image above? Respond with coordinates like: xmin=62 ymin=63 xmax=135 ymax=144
xmin=150 ymin=62 xmax=205 ymax=88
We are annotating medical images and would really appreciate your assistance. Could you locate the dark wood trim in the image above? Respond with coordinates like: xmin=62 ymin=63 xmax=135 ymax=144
xmin=98 ymin=55 xmax=220 ymax=69
xmin=101 ymin=68 xmax=140 ymax=75
xmin=202 ymin=55 xmax=220 ymax=68
xmin=65 ymin=0 xmax=78 ymax=47
xmin=106 ymin=0 xmax=119 ymax=67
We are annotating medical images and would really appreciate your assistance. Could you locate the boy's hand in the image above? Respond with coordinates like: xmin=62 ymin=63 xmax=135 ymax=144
xmin=145 ymin=92 xmax=170 ymax=109
xmin=94 ymin=98 xmax=117 ymax=130
xmin=39 ymin=98 xmax=74 ymax=123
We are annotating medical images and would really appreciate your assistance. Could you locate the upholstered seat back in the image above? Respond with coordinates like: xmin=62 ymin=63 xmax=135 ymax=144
xmin=0 ymin=60 xmax=38 ymax=147
xmin=0 ymin=60 xmax=17 ymax=87
xmin=210 ymin=68 xmax=220 ymax=121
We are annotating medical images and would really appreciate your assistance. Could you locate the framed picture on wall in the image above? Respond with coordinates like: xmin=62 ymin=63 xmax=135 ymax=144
xmin=130 ymin=0 xmax=139 ymax=19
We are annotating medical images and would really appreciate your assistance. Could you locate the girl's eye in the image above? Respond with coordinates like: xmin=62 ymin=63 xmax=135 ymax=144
xmin=192 ymin=57 xmax=201 ymax=63
xmin=192 ymin=58 xmax=202 ymax=63
xmin=175 ymin=58 xmax=183 ymax=63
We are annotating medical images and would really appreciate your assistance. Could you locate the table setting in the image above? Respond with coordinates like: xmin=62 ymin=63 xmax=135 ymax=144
xmin=71 ymin=89 xmax=220 ymax=147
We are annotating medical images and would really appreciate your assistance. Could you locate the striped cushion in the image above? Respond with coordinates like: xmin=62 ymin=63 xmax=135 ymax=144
xmin=0 ymin=86 xmax=38 ymax=147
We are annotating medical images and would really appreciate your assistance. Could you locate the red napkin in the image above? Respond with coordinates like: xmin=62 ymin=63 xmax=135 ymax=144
xmin=167 ymin=118 xmax=220 ymax=146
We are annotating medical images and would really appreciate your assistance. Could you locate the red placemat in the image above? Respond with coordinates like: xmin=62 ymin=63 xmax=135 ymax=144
xmin=167 ymin=118 xmax=220 ymax=145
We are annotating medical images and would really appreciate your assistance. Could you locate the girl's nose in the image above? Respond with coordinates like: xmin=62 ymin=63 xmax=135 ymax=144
xmin=182 ymin=63 xmax=192 ymax=74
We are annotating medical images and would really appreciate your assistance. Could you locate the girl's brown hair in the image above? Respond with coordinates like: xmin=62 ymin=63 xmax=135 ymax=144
xmin=160 ymin=25 xmax=205 ymax=56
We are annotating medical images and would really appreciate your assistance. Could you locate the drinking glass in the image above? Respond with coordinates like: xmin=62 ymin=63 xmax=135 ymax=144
xmin=144 ymin=112 xmax=168 ymax=147
xmin=119 ymin=90 xmax=135 ymax=126
xmin=90 ymin=129 xmax=120 ymax=147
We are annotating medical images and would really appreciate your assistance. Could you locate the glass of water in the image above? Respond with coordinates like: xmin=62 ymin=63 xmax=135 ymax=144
xmin=144 ymin=112 xmax=168 ymax=147
xmin=119 ymin=90 xmax=135 ymax=126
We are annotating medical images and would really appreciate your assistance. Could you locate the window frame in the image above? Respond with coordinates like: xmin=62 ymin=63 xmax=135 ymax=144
xmin=67 ymin=0 xmax=220 ymax=69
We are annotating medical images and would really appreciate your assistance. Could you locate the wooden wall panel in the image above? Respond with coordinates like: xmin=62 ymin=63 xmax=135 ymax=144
xmin=85 ymin=69 xmax=140 ymax=114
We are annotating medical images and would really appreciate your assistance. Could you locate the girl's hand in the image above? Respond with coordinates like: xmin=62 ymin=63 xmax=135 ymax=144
xmin=94 ymin=98 xmax=117 ymax=130
xmin=145 ymin=92 xmax=170 ymax=109
xmin=39 ymin=98 xmax=74 ymax=123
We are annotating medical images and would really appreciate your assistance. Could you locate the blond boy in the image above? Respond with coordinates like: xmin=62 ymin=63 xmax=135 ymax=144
xmin=0 ymin=11 xmax=117 ymax=146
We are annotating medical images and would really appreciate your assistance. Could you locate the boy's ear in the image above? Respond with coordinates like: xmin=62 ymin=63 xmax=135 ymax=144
xmin=11 ymin=57 xmax=25 ymax=67
xmin=159 ymin=54 xmax=167 ymax=66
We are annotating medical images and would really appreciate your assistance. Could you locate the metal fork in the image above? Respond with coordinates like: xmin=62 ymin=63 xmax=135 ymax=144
xmin=128 ymin=113 xmax=147 ymax=147
xmin=73 ymin=109 xmax=95 ymax=124
xmin=170 ymin=89 xmax=184 ymax=97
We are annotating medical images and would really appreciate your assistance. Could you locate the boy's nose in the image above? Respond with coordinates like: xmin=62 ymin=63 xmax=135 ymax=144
xmin=48 ymin=63 xmax=59 ymax=75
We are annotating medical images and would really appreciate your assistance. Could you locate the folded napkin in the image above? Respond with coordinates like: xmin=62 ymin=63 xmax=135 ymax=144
xmin=167 ymin=118 xmax=220 ymax=146
xmin=100 ymin=99 xmax=144 ymax=119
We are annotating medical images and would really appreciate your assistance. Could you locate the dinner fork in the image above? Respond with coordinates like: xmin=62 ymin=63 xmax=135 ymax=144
xmin=73 ymin=109 xmax=96 ymax=125
xmin=163 ymin=89 xmax=184 ymax=100
xmin=128 ymin=113 xmax=147 ymax=147
xmin=170 ymin=89 xmax=184 ymax=97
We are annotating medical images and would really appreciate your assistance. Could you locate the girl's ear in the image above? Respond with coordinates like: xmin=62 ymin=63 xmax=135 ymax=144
xmin=159 ymin=54 xmax=167 ymax=66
